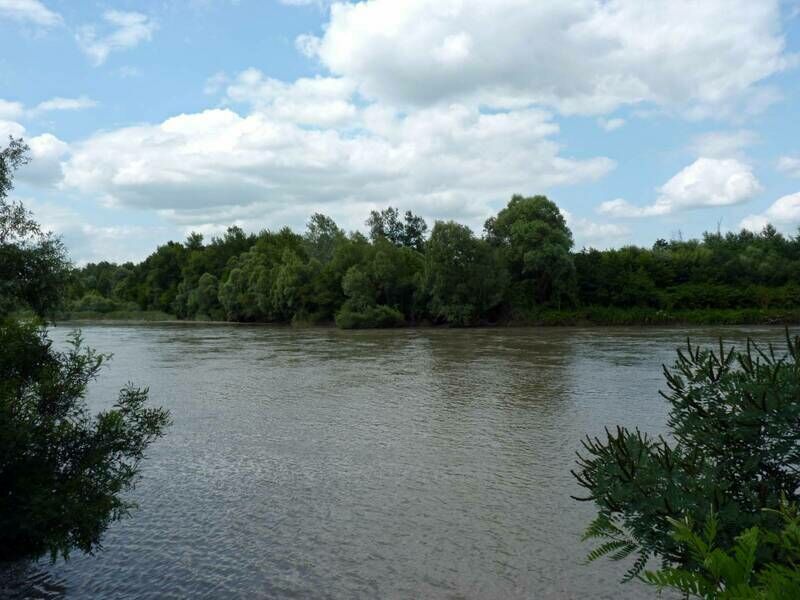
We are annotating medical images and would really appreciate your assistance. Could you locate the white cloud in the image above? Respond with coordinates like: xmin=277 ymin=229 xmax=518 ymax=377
xmin=0 ymin=122 xmax=70 ymax=186
xmin=740 ymin=192 xmax=800 ymax=231
xmin=302 ymin=0 xmax=792 ymax=116
xmin=20 ymin=196 xmax=174 ymax=264
xmin=0 ymin=0 xmax=61 ymax=27
xmin=562 ymin=209 xmax=628 ymax=248
xmin=599 ymin=158 xmax=761 ymax=217
xmin=598 ymin=117 xmax=625 ymax=132
xmin=34 ymin=96 xmax=97 ymax=113
xmin=76 ymin=11 xmax=157 ymax=66
xmin=295 ymin=33 xmax=321 ymax=58
xmin=433 ymin=32 xmax=472 ymax=65
xmin=690 ymin=130 xmax=758 ymax=158
xmin=222 ymin=69 xmax=358 ymax=126
xmin=0 ymin=95 xmax=96 ymax=124
xmin=0 ymin=120 xmax=26 ymax=139
xmin=69 ymin=224 xmax=172 ymax=264
xmin=17 ymin=133 xmax=69 ymax=186
xmin=58 ymin=102 xmax=613 ymax=233
xmin=777 ymin=156 xmax=800 ymax=178
xmin=0 ymin=99 xmax=24 ymax=121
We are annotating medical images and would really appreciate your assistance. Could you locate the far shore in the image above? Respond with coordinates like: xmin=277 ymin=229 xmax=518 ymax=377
xmin=55 ymin=307 xmax=800 ymax=329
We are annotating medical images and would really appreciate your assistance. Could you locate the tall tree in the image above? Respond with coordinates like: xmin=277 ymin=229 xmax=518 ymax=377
xmin=367 ymin=206 xmax=428 ymax=251
xmin=485 ymin=194 xmax=577 ymax=309
xmin=304 ymin=213 xmax=345 ymax=263
xmin=424 ymin=221 xmax=507 ymax=325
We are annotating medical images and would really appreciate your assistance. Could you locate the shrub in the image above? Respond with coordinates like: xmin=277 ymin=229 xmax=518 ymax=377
xmin=0 ymin=321 xmax=171 ymax=561
xmin=69 ymin=291 xmax=128 ymax=313
xmin=573 ymin=333 xmax=800 ymax=582
xmin=335 ymin=304 xmax=405 ymax=329
xmin=644 ymin=501 xmax=800 ymax=599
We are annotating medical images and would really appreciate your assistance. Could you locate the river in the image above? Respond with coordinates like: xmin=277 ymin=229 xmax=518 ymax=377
xmin=1 ymin=324 xmax=791 ymax=599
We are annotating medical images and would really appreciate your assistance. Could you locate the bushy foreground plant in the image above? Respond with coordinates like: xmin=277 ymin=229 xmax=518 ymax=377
xmin=573 ymin=333 xmax=800 ymax=584
xmin=0 ymin=322 xmax=171 ymax=561
xmin=0 ymin=137 xmax=170 ymax=562
xmin=644 ymin=501 xmax=800 ymax=599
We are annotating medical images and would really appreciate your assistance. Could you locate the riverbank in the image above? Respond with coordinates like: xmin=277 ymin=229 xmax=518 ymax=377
xmin=56 ymin=310 xmax=176 ymax=322
xmin=515 ymin=307 xmax=800 ymax=327
xmin=56 ymin=307 xmax=800 ymax=327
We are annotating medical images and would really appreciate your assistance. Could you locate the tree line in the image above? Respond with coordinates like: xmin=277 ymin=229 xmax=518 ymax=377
xmin=65 ymin=197 xmax=800 ymax=327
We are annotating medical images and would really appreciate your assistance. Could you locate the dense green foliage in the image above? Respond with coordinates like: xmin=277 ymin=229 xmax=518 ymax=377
xmin=0 ymin=138 xmax=170 ymax=562
xmin=64 ymin=193 xmax=800 ymax=327
xmin=573 ymin=334 xmax=800 ymax=585
xmin=575 ymin=229 xmax=800 ymax=312
xmin=644 ymin=502 xmax=800 ymax=599
xmin=1 ymin=140 xmax=69 ymax=317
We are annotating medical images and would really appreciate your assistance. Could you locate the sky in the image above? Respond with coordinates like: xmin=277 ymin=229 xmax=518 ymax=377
xmin=1 ymin=0 xmax=800 ymax=264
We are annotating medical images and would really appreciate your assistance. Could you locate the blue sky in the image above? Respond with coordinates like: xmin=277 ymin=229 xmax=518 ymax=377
xmin=1 ymin=0 xmax=800 ymax=263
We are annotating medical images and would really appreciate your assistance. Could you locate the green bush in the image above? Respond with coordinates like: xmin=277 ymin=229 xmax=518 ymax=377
xmin=644 ymin=501 xmax=800 ymax=599
xmin=573 ymin=333 xmax=800 ymax=582
xmin=0 ymin=321 xmax=171 ymax=561
xmin=335 ymin=304 xmax=405 ymax=329
xmin=69 ymin=291 xmax=133 ymax=313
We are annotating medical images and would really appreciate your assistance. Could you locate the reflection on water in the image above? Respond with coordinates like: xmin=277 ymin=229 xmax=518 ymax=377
xmin=1 ymin=325 xmax=789 ymax=599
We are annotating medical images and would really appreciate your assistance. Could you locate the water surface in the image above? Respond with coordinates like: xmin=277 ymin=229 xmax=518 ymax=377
xmin=2 ymin=324 xmax=790 ymax=599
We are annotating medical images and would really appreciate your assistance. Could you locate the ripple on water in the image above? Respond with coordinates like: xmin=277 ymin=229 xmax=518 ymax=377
xmin=5 ymin=324 xmax=787 ymax=599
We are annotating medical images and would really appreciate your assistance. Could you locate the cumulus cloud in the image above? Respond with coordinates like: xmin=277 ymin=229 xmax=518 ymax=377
xmin=17 ymin=133 xmax=69 ymax=186
xmin=301 ymin=0 xmax=792 ymax=116
xmin=0 ymin=99 xmax=25 ymax=121
xmin=222 ymin=69 xmax=358 ymax=127
xmin=0 ymin=118 xmax=70 ymax=186
xmin=0 ymin=0 xmax=61 ymax=27
xmin=0 ymin=98 xmax=80 ymax=186
xmin=562 ymin=209 xmax=628 ymax=248
xmin=59 ymin=102 xmax=613 ymax=232
xmin=777 ymin=156 xmax=800 ymax=178
xmin=599 ymin=158 xmax=761 ymax=217
xmin=16 ymin=0 xmax=793 ymax=249
xmin=0 ymin=120 xmax=26 ymax=139
xmin=76 ymin=10 xmax=157 ymax=66
xmin=740 ymin=192 xmax=800 ymax=231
